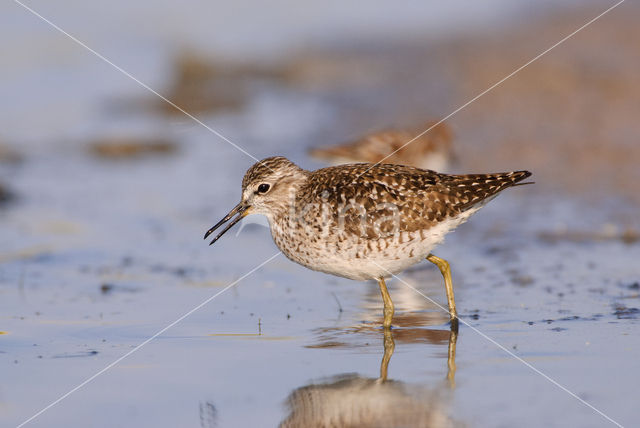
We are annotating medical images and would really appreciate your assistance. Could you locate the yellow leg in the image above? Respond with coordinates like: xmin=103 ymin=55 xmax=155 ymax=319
xmin=379 ymin=328 xmax=395 ymax=382
xmin=426 ymin=253 xmax=458 ymax=331
xmin=377 ymin=277 xmax=394 ymax=329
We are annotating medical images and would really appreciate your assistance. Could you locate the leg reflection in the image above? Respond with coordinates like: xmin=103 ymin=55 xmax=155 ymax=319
xmin=379 ymin=328 xmax=396 ymax=382
xmin=378 ymin=327 xmax=456 ymax=387
xmin=446 ymin=328 xmax=458 ymax=388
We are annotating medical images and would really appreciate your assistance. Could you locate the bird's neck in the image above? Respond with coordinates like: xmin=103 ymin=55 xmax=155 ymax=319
xmin=266 ymin=172 xmax=309 ymax=224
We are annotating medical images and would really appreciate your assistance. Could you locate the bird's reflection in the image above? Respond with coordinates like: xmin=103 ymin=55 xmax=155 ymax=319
xmin=280 ymin=328 xmax=459 ymax=427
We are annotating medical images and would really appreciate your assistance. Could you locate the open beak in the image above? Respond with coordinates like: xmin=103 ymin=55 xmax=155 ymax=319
xmin=204 ymin=202 xmax=249 ymax=246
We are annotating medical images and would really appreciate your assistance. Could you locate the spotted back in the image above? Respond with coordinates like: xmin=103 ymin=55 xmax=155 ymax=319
xmin=432 ymin=170 xmax=532 ymax=212
xmin=298 ymin=163 xmax=531 ymax=237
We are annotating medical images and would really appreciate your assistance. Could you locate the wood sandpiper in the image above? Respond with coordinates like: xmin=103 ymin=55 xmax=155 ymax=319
xmin=205 ymin=156 xmax=531 ymax=331
xmin=309 ymin=121 xmax=453 ymax=171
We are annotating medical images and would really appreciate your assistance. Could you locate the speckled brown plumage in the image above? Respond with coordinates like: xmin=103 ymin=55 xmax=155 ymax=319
xmin=297 ymin=162 xmax=530 ymax=238
xmin=217 ymin=156 xmax=531 ymax=281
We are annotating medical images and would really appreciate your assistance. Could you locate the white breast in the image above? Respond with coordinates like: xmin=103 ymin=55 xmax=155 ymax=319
xmin=270 ymin=204 xmax=485 ymax=281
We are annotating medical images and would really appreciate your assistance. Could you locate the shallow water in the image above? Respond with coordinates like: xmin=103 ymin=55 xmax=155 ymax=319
xmin=1 ymin=1 xmax=639 ymax=427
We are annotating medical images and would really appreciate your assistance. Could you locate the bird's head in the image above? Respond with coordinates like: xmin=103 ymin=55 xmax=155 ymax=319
xmin=204 ymin=156 xmax=308 ymax=245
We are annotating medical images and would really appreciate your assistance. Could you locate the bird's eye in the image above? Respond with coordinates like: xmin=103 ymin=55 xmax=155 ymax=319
xmin=257 ymin=183 xmax=270 ymax=194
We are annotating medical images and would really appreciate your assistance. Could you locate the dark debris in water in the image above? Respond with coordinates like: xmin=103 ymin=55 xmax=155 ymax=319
xmin=529 ymin=314 xmax=604 ymax=325
xmin=100 ymin=283 xmax=141 ymax=295
xmin=613 ymin=305 xmax=640 ymax=319
xmin=52 ymin=350 xmax=99 ymax=359
xmin=199 ymin=401 xmax=218 ymax=428
xmin=149 ymin=264 xmax=197 ymax=278
xmin=100 ymin=283 xmax=114 ymax=294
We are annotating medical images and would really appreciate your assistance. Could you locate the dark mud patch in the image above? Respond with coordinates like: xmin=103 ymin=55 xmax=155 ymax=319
xmin=153 ymin=52 xmax=286 ymax=115
xmin=306 ymin=341 xmax=349 ymax=349
xmin=507 ymin=270 xmax=535 ymax=287
xmin=538 ymin=226 xmax=640 ymax=245
xmin=0 ymin=181 xmax=15 ymax=206
xmin=89 ymin=137 xmax=177 ymax=160
xmin=627 ymin=282 xmax=640 ymax=290
xmin=0 ymin=143 xmax=22 ymax=164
